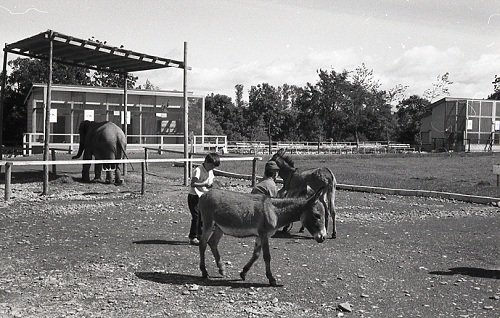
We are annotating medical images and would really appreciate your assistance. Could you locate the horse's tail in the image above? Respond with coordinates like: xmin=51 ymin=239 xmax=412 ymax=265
xmin=326 ymin=167 xmax=337 ymax=238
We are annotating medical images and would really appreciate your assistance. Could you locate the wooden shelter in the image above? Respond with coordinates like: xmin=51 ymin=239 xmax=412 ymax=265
xmin=0 ymin=29 xmax=191 ymax=191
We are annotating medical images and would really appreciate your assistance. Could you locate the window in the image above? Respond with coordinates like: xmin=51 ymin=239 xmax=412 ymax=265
xmin=481 ymin=101 xmax=493 ymax=116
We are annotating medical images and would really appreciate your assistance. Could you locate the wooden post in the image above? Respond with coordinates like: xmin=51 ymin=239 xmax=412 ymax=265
xmin=51 ymin=149 xmax=57 ymax=175
xmin=123 ymin=74 xmax=128 ymax=176
xmin=251 ymin=157 xmax=257 ymax=187
xmin=144 ymin=148 xmax=149 ymax=171
xmin=4 ymin=162 xmax=12 ymax=201
xmin=141 ymin=162 xmax=145 ymax=195
xmin=0 ymin=49 xmax=7 ymax=160
xmin=43 ymin=32 xmax=53 ymax=195
xmin=494 ymin=165 xmax=500 ymax=187
xmin=183 ymin=41 xmax=189 ymax=186
xmin=188 ymin=153 xmax=193 ymax=179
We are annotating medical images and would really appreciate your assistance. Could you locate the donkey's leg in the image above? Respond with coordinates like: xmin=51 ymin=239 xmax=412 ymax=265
xmin=329 ymin=188 xmax=336 ymax=239
xmin=199 ymin=225 xmax=214 ymax=279
xmin=320 ymin=193 xmax=330 ymax=233
xmin=261 ymin=236 xmax=277 ymax=286
xmin=240 ymin=237 xmax=262 ymax=281
xmin=208 ymin=226 xmax=225 ymax=276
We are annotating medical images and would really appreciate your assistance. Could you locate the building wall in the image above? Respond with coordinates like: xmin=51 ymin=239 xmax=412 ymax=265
xmin=421 ymin=98 xmax=500 ymax=152
xmin=26 ymin=84 xmax=204 ymax=145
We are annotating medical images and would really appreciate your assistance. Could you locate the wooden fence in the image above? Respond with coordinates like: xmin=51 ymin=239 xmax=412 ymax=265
xmin=1 ymin=156 xmax=262 ymax=201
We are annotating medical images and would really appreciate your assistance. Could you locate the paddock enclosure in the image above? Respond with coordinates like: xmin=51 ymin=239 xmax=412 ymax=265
xmin=0 ymin=152 xmax=498 ymax=317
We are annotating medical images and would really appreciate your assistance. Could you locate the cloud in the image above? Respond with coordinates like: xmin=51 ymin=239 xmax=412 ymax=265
xmin=380 ymin=46 xmax=499 ymax=99
xmin=138 ymin=45 xmax=498 ymax=101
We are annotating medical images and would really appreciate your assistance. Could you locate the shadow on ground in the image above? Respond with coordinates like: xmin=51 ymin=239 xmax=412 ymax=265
xmin=429 ymin=267 xmax=500 ymax=279
xmin=135 ymin=272 xmax=278 ymax=288
xmin=133 ymin=240 xmax=188 ymax=245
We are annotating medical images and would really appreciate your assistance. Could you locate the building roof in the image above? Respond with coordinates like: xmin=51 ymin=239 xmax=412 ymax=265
xmin=27 ymin=83 xmax=203 ymax=99
xmin=4 ymin=30 xmax=184 ymax=73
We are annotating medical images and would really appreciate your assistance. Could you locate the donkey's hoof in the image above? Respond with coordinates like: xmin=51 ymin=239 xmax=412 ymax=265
xmin=331 ymin=233 xmax=337 ymax=239
xmin=114 ymin=180 xmax=124 ymax=186
xmin=201 ymin=272 xmax=209 ymax=279
xmin=269 ymin=279 xmax=278 ymax=287
xmin=104 ymin=179 xmax=112 ymax=184
xmin=239 ymin=271 xmax=247 ymax=281
xmin=219 ymin=269 xmax=225 ymax=276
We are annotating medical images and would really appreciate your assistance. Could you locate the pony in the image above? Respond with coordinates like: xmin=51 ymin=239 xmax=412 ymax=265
xmin=270 ymin=148 xmax=337 ymax=238
xmin=197 ymin=188 xmax=327 ymax=286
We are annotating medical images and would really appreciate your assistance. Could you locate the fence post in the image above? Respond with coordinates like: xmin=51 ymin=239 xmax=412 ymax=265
xmin=141 ymin=162 xmax=146 ymax=195
xmin=251 ymin=157 xmax=257 ymax=188
xmin=51 ymin=149 xmax=57 ymax=175
xmin=188 ymin=153 xmax=193 ymax=179
xmin=144 ymin=148 xmax=149 ymax=171
xmin=5 ymin=162 xmax=12 ymax=201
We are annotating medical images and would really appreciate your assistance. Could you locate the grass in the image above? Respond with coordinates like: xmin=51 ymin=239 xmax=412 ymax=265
xmin=4 ymin=151 xmax=500 ymax=198
xmin=219 ymin=152 xmax=500 ymax=198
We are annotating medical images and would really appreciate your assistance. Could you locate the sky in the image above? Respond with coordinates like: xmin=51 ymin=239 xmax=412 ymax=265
xmin=0 ymin=0 xmax=499 ymax=102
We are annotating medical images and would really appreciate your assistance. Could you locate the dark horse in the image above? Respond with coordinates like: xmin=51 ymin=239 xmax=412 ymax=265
xmin=197 ymin=188 xmax=327 ymax=286
xmin=270 ymin=148 xmax=337 ymax=238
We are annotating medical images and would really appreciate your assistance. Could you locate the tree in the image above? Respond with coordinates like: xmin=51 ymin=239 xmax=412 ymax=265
xmin=395 ymin=95 xmax=431 ymax=145
xmin=137 ymin=79 xmax=160 ymax=90
xmin=88 ymin=70 xmax=137 ymax=89
xmin=248 ymin=83 xmax=285 ymax=149
xmin=423 ymin=72 xmax=453 ymax=102
xmin=386 ymin=83 xmax=408 ymax=105
xmin=488 ymin=75 xmax=500 ymax=100
xmin=2 ymin=58 xmax=90 ymax=145
xmin=205 ymin=93 xmax=246 ymax=141
xmin=235 ymin=84 xmax=244 ymax=107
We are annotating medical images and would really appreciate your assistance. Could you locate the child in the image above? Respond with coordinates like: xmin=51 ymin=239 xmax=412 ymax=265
xmin=187 ymin=152 xmax=220 ymax=245
xmin=251 ymin=161 xmax=280 ymax=197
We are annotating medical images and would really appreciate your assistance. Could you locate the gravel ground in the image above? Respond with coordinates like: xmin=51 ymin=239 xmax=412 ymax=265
xmin=0 ymin=171 xmax=498 ymax=317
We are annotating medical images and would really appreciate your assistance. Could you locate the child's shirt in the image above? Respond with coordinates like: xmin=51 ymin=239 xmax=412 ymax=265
xmin=251 ymin=178 xmax=278 ymax=197
xmin=189 ymin=164 xmax=214 ymax=197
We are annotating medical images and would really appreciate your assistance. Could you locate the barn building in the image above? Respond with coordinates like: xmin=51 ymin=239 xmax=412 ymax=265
xmin=23 ymin=83 xmax=226 ymax=155
xmin=420 ymin=97 xmax=500 ymax=152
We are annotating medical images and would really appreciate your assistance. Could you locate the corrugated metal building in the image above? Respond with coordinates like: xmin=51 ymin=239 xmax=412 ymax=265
xmin=420 ymin=97 xmax=500 ymax=152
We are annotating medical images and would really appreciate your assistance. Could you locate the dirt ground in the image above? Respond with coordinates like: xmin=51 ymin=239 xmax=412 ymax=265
xmin=0 ymin=169 xmax=499 ymax=317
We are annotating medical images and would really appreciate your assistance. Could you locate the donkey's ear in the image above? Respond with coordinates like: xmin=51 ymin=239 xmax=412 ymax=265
xmin=277 ymin=148 xmax=286 ymax=156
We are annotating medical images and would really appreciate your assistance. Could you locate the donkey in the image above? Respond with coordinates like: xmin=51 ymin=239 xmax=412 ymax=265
xmin=198 ymin=188 xmax=327 ymax=286
xmin=270 ymin=148 xmax=337 ymax=238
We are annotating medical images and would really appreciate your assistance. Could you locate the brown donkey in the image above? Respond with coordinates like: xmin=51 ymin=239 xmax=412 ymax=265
xmin=271 ymin=148 xmax=337 ymax=238
xmin=198 ymin=188 xmax=327 ymax=286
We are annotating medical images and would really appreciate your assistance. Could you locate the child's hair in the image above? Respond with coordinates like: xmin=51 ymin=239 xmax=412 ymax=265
xmin=264 ymin=169 xmax=276 ymax=178
xmin=204 ymin=152 xmax=221 ymax=167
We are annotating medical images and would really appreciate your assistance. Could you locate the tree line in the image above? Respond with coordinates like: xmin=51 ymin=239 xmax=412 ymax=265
xmin=205 ymin=68 xmax=498 ymax=147
xmin=1 ymin=57 xmax=499 ymax=147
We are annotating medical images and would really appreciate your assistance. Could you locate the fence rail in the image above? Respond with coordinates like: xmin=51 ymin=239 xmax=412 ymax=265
xmin=21 ymin=133 xmax=228 ymax=155
xmin=1 ymin=156 xmax=262 ymax=201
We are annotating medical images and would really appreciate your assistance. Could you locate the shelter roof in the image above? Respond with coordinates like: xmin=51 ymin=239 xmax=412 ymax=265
xmin=4 ymin=30 xmax=184 ymax=73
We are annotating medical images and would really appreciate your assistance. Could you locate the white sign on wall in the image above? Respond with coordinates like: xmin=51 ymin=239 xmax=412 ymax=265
xmin=84 ymin=109 xmax=94 ymax=121
xmin=50 ymin=109 xmax=57 ymax=123
xmin=467 ymin=119 xmax=473 ymax=130
xmin=156 ymin=113 xmax=168 ymax=118
xmin=495 ymin=121 xmax=500 ymax=131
